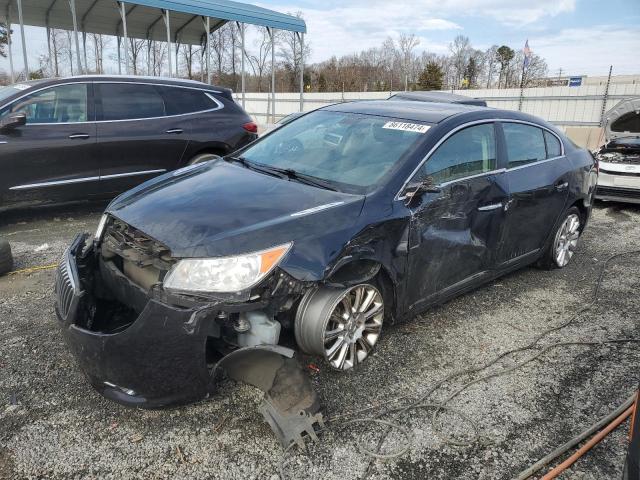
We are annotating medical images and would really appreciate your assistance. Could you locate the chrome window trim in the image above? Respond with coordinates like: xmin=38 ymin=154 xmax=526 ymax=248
xmin=0 ymin=80 xmax=224 ymax=126
xmin=9 ymin=169 xmax=166 ymax=190
xmin=395 ymin=118 xmax=566 ymax=201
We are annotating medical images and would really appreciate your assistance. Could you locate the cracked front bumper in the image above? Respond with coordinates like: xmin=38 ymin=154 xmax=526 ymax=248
xmin=54 ymin=234 xmax=324 ymax=447
xmin=55 ymin=235 xmax=216 ymax=407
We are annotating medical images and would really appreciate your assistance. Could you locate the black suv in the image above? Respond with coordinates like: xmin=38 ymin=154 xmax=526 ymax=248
xmin=0 ymin=76 xmax=257 ymax=211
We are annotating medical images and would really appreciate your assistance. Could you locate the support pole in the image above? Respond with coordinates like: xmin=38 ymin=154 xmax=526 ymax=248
xmin=116 ymin=35 xmax=122 ymax=74
xmin=240 ymin=22 xmax=245 ymax=108
xmin=163 ymin=9 xmax=172 ymax=77
xmin=299 ymin=32 xmax=304 ymax=112
xmin=118 ymin=2 xmax=129 ymax=74
xmin=147 ymin=39 xmax=151 ymax=75
xmin=203 ymin=17 xmax=211 ymax=84
xmin=82 ymin=32 xmax=87 ymax=73
xmin=175 ymin=41 xmax=179 ymax=77
xmin=68 ymin=0 xmax=83 ymax=74
xmin=16 ymin=0 xmax=28 ymax=79
xmin=269 ymin=27 xmax=276 ymax=123
xmin=46 ymin=27 xmax=52 ymax=68
xmin=6 ymin=5 xmax=14 ymax=83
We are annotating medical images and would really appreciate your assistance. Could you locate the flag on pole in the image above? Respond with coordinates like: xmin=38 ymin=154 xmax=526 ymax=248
xmin=523 ymin=39 xmax=532 ymax=69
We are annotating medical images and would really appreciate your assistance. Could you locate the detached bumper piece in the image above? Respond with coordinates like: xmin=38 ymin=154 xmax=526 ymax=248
xmin=55 ymin=233 xmax=323 ymax=447
xmin=214 ymin=345 xmax=324 ymax=447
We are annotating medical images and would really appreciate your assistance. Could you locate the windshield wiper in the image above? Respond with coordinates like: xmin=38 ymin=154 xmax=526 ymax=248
xmin=255 ymin=164 xmax=339 ymax=191
xmin=225 ymin=156 xmax=289 ymax=179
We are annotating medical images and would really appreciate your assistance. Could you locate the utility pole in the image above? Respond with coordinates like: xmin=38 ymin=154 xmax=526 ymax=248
xmin=599 ymin=65 xmax=613 ymax=127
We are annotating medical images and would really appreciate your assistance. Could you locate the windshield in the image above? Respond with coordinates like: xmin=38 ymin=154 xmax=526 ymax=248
xmin=240 ymin=110 xmax=429 ymax=193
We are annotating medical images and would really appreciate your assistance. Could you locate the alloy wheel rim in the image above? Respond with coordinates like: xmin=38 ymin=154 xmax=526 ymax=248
xmin=323 ymin=284 xmax=384 ymax=370
xmin=554 ymin=213 xmax=580 ymax=267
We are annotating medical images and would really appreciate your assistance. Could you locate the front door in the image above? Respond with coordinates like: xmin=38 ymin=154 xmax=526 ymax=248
xmin=496 ymin=122 xmax=571 ymax=266
xmin=405 ymin=122 xmax=509 ymax=313
xmin=0 ymin=82 xmax=98 ymax=206
xmin=94 ymin=82 xmax=190 ymax=193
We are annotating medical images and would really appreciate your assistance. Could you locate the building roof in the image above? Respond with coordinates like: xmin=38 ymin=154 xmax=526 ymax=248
xmin=0 ymin=0 xmax=306 ymax=46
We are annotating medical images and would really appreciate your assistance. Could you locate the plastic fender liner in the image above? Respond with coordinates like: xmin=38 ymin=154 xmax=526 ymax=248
xmin=213 ymin=345 xmax=324 ymax=447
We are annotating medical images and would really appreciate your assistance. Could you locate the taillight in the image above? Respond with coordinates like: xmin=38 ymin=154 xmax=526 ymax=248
xmin=242 ymin=122 xmax=258 ymax=134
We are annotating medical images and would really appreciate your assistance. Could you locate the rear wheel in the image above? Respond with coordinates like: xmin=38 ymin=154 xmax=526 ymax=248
xmin=187 ymin=152 xmax=222 ymax=165
xmin=295 ymin=282 xmax=385 ymax=370
xmin=538 ymin=207 xmax=582 ymax=269
xmin=0 ymin=238 xmax=14 ymax=276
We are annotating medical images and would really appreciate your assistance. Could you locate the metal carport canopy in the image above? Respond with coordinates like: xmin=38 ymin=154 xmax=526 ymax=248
xmin=0 ymin=0 xmax=306 ymax=45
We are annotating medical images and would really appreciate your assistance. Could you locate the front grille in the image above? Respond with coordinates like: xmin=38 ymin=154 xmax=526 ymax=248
xmin=596 ymin=186 xmax=640 ymax=199
xmin=600 ymin=168 xmax=640 ymax=177
xmin=55 ymin=252 xmax=76 ymax=321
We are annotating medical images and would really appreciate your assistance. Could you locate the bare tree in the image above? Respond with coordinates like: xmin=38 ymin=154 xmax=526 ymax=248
xmin=246 ymin=27 xmax=273 ymax=92
xmin=449 ymin=35 xmax=472 ymax=88
xmin=277 ymin=12 xmax=310 ymax=91
xmin=398 ymin=33 xmax=420 ymax=90
xmin=127 ymin=38 xmax=146 ymax=75
xmin=89 ymin=34 xmax=109 ymax=74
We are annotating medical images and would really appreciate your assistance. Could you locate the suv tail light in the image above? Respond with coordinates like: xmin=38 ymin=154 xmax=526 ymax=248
xmin=590 ymin=150 xmax=599 ymax=174
xmin=242 ymin=122 xmax=258 ymax=134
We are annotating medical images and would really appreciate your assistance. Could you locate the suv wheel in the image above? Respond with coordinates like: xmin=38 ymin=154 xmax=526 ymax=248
xmin=539 ymin=207 xmax=582 ymax=269
xmin=187 ymin=153 xmax=222 ymax=165
xmin=0 ymin=238 xmax=14 ymax=276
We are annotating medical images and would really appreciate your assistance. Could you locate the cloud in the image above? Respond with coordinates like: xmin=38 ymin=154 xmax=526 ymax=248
xmin=530 ymin=26 xmax=640 ymax=76
xmin=263 ymin=0 xmax=576 ymax=62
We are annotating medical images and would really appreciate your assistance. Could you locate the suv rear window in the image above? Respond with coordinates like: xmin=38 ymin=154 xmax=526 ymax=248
xmin=158 ymin=87 xmax=219 ymax=115
xmin=96 ymin=83 xmax=166 ymax=121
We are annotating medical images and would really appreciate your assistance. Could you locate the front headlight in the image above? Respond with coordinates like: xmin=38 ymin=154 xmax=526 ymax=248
xmin=163 ymin=243 xmax=292 ymax=294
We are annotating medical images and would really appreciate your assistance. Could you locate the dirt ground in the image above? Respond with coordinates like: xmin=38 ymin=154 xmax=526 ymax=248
xmin=0 ymin=200 xmax=638 ymax=480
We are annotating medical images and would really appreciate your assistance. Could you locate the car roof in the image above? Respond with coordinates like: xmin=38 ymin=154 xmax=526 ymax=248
xmin=322 ymin=100 xmax=490 ymax=124
xmin=13 ymin=75 xmax=229 ymax=93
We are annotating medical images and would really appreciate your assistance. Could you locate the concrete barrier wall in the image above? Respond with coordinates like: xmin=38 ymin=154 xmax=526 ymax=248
xmin=234 ymin=83 xmax=640 ymax=149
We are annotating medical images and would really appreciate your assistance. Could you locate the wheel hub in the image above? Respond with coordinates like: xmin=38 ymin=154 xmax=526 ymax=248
xmin=554 ymin=213 xmax=580 ymax=267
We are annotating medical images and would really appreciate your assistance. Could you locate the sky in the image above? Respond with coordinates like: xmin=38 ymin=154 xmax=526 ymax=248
xmin=0 ymin=0 xmax=638 ymax=78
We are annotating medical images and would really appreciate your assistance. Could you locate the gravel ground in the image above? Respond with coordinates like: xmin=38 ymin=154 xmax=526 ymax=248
xmin=0 ymin=200 xmax=639 ymax=480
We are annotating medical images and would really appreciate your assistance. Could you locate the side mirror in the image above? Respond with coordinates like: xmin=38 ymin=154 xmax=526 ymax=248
xmin=402 ymin=176 xmax=441 ymax=206
xmin=0 ymin=113 xmax=26 ymax=132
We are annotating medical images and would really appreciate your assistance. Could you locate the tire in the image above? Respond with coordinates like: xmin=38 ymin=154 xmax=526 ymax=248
xmin=187 ymin=152 xmax=222 ymax=165
xmin=538 ymin=206 xmax=582 ymax=270
xmin=0 ymin=238 xmax=14 ymax=276
xmin=295 ymin=278 xmax=386 ymax=371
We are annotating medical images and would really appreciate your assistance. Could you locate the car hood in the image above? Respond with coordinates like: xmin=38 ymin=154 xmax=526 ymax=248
xmin=604 ymin=96 xmax=640 ymax=141
xmin=107 ymin=161 xmax=366 ymax=272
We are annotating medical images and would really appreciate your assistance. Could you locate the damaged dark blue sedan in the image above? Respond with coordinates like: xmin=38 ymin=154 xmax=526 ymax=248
xmin=55 ymin=100 xmax=597 ymax=445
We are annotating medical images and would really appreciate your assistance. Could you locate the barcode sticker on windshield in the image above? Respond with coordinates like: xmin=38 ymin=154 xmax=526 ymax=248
xmin=383 ymin=121 xmax=430 ymax=133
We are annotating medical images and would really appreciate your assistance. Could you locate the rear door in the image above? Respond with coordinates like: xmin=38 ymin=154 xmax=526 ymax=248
xmin=404 ymin=122 xmax=509 ymax=311
xmin=496 ymin=122 xmax=571 ymax=266
xmin=0 ymin=82 xmax=98 ymax=204
xmin=94 ymin=82 xmax=190 ymax=193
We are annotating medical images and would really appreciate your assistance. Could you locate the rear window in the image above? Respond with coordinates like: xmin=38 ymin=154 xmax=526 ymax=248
xmin=503 ymin=123 xmax=546 ymax=168
xmin=158 ymin=87 xmax=220 ymax=115
xmin=544 ymin=130 xmax=562 ymax=158
xmin=96 ymin=83 xmax=166 ymax=121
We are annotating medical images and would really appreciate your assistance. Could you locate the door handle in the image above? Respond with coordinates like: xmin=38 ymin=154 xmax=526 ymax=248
xmin=477 ymin=203 xmax=502 ymax=211
xmin=555 ymin=181 xmax=569 ymax=192
xmin=68 ymin=133 xmax=90 ymax=139
xmin=165 ymin=128 xmax=183 ymax=134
